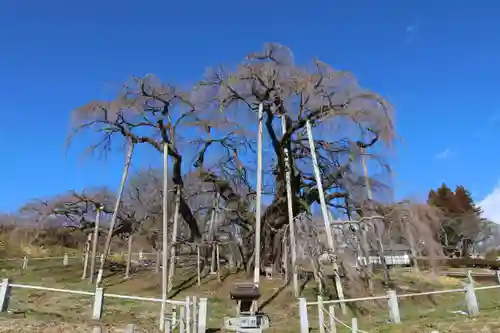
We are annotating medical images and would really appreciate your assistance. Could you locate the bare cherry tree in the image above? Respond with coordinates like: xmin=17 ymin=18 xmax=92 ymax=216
xmin=198 ymin=43 xmax=395 ymax=269
xmin=375 ymin=201 xmax=444 ymax=272
xmin=21 ymin=189 xmax=139 ymax=270
xmin=68 ymin=44 xmax=395 ymax=276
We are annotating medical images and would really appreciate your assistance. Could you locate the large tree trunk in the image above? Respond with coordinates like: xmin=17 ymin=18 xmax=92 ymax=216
xmin=171 ymin=154 xmax=202 ymax=240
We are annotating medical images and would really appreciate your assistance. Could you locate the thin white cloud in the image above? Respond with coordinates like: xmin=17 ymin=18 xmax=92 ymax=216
xmin=404 ymin=20 xmax=421 ymax=45
xmin=478 ymin=182 xmax=500 ymax=224
xmin=472 ymin=111 xmax=500 ymax=138
xmin=406 ymin=24 xmax=417 ymax=33
xmin=435 ymin=148 xmax=453 ymax=160
xmin=488 ymin=111 xmax=500 ymax=125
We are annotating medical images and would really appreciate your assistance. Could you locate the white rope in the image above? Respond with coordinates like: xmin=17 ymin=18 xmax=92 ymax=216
xmin=321 ymin=305 xmax=371 ymax=333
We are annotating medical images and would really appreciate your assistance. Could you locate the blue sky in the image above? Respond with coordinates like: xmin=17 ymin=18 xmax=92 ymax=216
xmin=2 ymin=1 xmax=500 ymax=216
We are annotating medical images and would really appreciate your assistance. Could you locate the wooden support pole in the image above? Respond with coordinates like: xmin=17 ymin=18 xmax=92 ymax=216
xmin=283 ymin=238 xmax=289 ymax=283
xmin=209 ymin=194 xmax=220 ymax=274
xmin=253 ymin=102 xmax=264 ymax=286
xmin=405 ymin=217 xmax=420 ymax=273
xmin=281 ymin=115 xmax=299 ymax=297
xmin=125 ymin=234 xmax=133 ymax=279
xmin=168 ymin=187 xmax=181 ymax=292
xmin=216 ymin=244 xmax=221 ymax=283
xmin=306 ymin=120 xmax=345 ymax=313
xmin=98 ymin=142 xmax=134 ymax=287
xmin=82 ymin=233 xmax=92 ymax=280
xmin=160 ymin=142 xmax=170 ymax=331
xmin=248 ymin=102 xmax=264 ymax=314
xmin=360 ymin=147 xmax=389 ymax=284
xmin=305 ymin=120 xmax=335 ymax=249
xmin=208 ymin=211 xmax=215 ymax=274
xmin=89 ymin=206 xmax=101 ymax=284
xmin=197 ymin=246 xmax=201 ymax=286
xmin=467 ymin=269 xmax=474 ymax=285
xmin=156 ymin=250 xmax=161 ymax=273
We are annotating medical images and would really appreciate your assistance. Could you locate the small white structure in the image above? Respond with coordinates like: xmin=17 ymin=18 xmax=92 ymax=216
xmin=357 ymin=254 xmax=411 ymax=267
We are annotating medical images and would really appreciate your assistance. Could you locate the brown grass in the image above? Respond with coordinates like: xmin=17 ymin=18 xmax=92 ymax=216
xmin=1 ymin=259 xmax=500 ymax=332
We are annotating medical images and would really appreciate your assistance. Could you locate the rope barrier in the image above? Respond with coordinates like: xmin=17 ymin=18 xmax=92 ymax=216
xmin=321 ymin=305 xmax=370 ymax=333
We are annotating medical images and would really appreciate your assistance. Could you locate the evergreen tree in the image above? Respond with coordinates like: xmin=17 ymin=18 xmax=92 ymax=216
xmin=454 ymin=185 xmax=481 ymax=215
xmin=427 ymin=183 xmax=482 ymax=248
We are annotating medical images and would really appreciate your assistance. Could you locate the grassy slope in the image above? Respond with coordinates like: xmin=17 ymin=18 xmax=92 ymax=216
xmin=1 ymin=258 xmax=500 ymax=332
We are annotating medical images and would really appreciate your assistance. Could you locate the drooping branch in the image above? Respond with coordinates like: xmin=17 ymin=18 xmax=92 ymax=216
xmin=67 ymin=43 xmax=396 ymax=272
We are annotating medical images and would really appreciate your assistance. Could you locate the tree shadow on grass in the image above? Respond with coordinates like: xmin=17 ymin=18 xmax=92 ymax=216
xmin=299 ymin=274 xmax=312 ymax=296
xmin=221 ymin=267 xmax=241 ymax=282
xmin=169 ymin=270 xmax=216 ymax=298
xmin=169 ymin=273 xmax=199 ymax=297
xmin=258 ymin=283 xmax=288 ymax=312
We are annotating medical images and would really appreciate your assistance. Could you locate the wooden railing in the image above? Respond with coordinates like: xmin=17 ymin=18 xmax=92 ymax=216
xmin=299 ymin=271 xmax=500 ymax=333
xmin=0 ymin=279 xmax=207 ymax=333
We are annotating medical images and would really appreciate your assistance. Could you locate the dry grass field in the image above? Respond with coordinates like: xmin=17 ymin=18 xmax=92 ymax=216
xmin=1 ymin=258 xmax=500 ymax=332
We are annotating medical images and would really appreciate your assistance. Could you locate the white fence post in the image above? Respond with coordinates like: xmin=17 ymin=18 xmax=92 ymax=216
xmin=496 ymin=270 xmax=500 ymax=285
xmin=351 ymin=318 xmax=358 ymax=333
xmin=317 ymin=295 xmax=325 ymax=333
xmin=22 ymin=256 xmax=28 ymax=270
xmin=197 ymin=298 xmax=207 ymax=333
xmin=92 ymin=327 xmax=102 ymax=333
xmin=172 ymin=305 xmax=178 ymax=328
xmin=467 ymin=269 xmax=474 ymax=285
xmin=299 ymin=298 xmax=309 ymax=333
xmin=328 ymin=305 xmax=336 ymax=333
xmin=179 ymin=305 xmax=186 ymax=333
xmin=465 ymin=283 xmax=479 ymax=316
xmin=165 ymin=319 xmax=172 ymax=333
xmin=192 ymin=296 xmax=198 ymax=333
xmin=92 ymin=287 xmax=104 ymax=320
xmin=185 ymin=296 xmax=191 ymax=333
xmin=387 ymin=289 xmax=401 ymax=323
xmin=125 ymin=324 xmax=135 ymax=333
xmin=63 ymin=253 xmax=69 ymax=266
xmin=0 ymin=278 xmax=11 ymax=312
